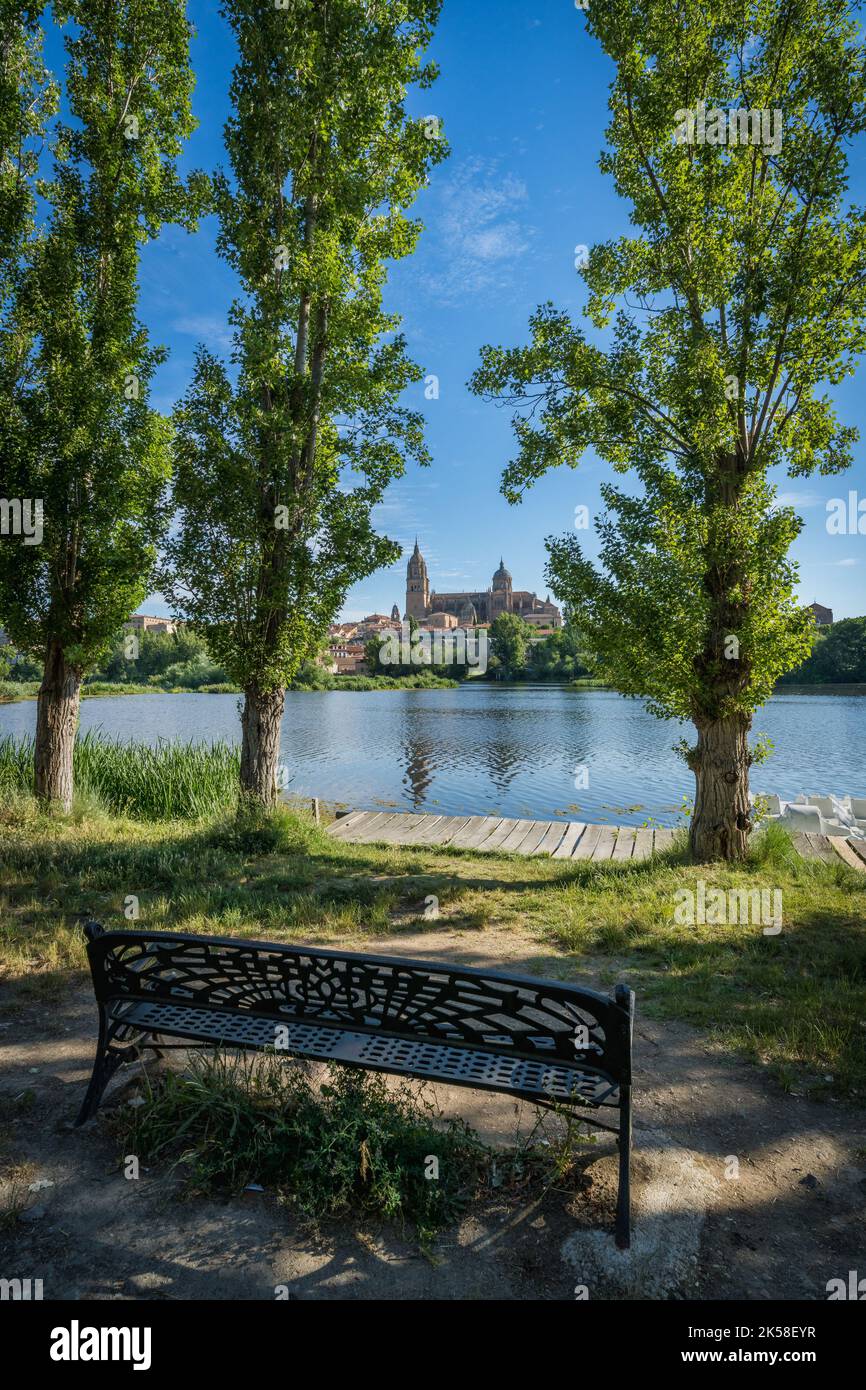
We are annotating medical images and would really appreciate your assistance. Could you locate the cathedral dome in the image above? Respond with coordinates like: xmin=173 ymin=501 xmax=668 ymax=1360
xmin=492 ymin=558 xmax=512 ymax=589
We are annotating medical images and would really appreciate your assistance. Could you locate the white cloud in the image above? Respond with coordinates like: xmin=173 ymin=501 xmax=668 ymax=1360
xmin=774 ymin=491 xmax=823 ymax=510
xmin=422 ymin=158 xmax=533 ymax=304
xmin=172 ymin=315 xmax=234 ymax=351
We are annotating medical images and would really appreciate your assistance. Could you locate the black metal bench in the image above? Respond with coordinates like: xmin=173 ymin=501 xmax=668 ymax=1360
xmin=76 ymin=922 xmax=635 ymax=1247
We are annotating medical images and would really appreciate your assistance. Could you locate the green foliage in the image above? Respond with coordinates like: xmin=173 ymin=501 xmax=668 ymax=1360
xmin=488 ymin=612 xmax=533 ymax=679
xmin=95 ymin=629 xmax=215 ymax=684
xmin=363 ymin=617 xmax=472 ymax=681
xmin=471 ymin=1 xmax=866 ymax=730
xmin=207 ymin=800 xmax=324 ymax=856
xmin=0 ymin=732 xmax=240 ymax=820
xmin=525 ymin=625 xmax=593 ymax=682
xmin=0 ymin=3 xmax=57 ymax=324
xmin=0 ymin=1 xmax=207 ymax=671
xmin=115 ymin=1053 xmax=489 ymax=1248
xmin=160 ymin=0 xmax=448 ymax=695
xmin=780 ymin=617 xmax=866 ymax=684
xmin=293 ymin=663 xmax=456 ymax=690
xmin=0 ymin=647 xmax=41 ymax=681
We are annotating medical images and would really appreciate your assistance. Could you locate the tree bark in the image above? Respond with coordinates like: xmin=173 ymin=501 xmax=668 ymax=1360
xmin=688 ymin=713 xmax=753 ymax=862
xmin=239 ymin=685 xmax=286 ymax=810
xmin=34 ymin=639 xmax=82 ymax=813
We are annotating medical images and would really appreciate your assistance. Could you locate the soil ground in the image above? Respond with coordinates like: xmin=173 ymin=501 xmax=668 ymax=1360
xmin=2 ymin=924 xmax=864 ymax=1301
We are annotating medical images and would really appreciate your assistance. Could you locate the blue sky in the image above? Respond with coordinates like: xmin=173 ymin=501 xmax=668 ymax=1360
xmin=126 ymin=0 xmax=866 ymax=622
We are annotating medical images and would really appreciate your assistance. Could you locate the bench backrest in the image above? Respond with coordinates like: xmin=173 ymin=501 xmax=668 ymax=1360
xmin=84 ymin=925 xmax=632 ymax=1087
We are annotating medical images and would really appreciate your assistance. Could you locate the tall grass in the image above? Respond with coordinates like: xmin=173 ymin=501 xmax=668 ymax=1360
xmin=0 ymin=731 xmax=240 ymax=821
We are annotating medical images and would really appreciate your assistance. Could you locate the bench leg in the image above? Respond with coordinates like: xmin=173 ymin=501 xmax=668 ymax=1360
xmin=615 ymin=1083 xmax=632 ymax=1250
xmin=75 ymin=1008 xmax=128 ymax=1126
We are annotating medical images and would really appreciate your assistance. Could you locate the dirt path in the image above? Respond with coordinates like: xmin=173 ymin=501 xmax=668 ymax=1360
xmin=2 ymin=925 xmax=864 ymax=1300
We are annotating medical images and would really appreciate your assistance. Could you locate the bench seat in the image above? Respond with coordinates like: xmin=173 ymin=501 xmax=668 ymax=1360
xmin=109 ymin=997 xmax=620 ymax=1107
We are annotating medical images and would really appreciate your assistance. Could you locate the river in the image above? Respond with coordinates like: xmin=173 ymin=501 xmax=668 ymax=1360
xmin=2 ymin=684 xmax=864 ymax=827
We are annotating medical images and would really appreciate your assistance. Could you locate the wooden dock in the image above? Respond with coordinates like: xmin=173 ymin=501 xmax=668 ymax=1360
xmin=326 ymin=810 xmax=675 ymax=861
xmin=325 ymin=810 xmax=866 ymax=870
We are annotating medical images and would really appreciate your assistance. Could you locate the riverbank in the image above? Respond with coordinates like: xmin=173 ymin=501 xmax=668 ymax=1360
xmin=0 ymin=672 xmax=459 ymax=703
xmin=4 ymin=676 xmax=865 ymax=705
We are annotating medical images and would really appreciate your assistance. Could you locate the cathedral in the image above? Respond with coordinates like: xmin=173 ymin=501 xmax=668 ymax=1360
xmin=404 ymin=541 xmax=562 ymax=629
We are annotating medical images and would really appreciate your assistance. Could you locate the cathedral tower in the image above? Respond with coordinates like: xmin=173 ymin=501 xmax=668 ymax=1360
xmin=405 ymin=539 xmax=430 ymax=620
xmin=490 ymin=557 xmax=513 ymax=619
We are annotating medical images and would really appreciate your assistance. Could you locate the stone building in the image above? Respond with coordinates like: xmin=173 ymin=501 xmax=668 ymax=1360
xmin=403 ymin=542 xmax=561 ymax=629
xmin=124 ymin=614 xmax=177 ymax=635
xmin=807 ymin=603 xmax=834 ymax=627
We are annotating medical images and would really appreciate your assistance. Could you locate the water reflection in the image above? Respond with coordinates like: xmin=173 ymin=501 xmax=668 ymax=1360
xmin=0 ymin=684 xmax=863 ymax=827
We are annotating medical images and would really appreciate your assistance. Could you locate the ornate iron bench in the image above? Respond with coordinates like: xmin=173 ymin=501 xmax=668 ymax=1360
xmin=76 ymin=922 xmax=636 ymax=1247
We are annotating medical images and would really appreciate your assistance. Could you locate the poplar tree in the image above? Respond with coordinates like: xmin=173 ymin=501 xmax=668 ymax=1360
xmin=0 ymin=1 xmax=203 ymax=811
xmin=161 ymin=0 xmax=446 ymax=809
xmin=471 ymin=0 xmax=866 ymax=861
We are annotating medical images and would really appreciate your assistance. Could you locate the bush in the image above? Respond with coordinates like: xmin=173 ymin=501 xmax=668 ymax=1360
xmin=207 ymin=801 xmax=324 ymax=856
xmin=115 ymin=1054 xmax=492 ymax=1248
xmin=158 ymin=655 xmax=229 ymax=689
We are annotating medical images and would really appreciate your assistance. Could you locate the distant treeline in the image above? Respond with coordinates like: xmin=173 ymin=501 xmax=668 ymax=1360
xmin=0 ymin=628 xmax=455 ymax=695
xmin=777 ymin=617 xmax=866 ymax=685
xmin=4 ymin=615 xmax=863 ymax=694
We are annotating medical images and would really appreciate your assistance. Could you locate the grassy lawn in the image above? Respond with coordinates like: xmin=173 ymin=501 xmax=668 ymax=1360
xmin=1 ymin=790 xmax=864 ymax=1101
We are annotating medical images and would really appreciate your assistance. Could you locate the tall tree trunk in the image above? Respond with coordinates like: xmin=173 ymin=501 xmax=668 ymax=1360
xmin=689 ymin=713 xmax=752 ymax=862
xmin=239 ymin=685 xmax=285 ymax=810
xmin=34 ymin=639 xmax=82 ymax=813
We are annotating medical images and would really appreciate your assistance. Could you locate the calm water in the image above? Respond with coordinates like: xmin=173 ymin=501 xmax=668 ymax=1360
xmin=2 ymin=685 xmax=864 ymax=827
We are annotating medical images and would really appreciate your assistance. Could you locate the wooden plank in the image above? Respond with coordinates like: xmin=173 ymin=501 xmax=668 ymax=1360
xmin=515 ymin=820 xmax=556 ymax=856
xmin=424 ymin=815 xmax=474 ymax=846
xmin=829 ymin=837 xmax=866 ymax=873
xmin=326 ymin=809 xmax=376 ymax=838
xmin=448 ymin=816 xmax=501 ymax=849
xmin=570 ymin=825 xmax=604 ymax=860
xmin=471 ymin=817 xmax=508 ymax=850
xmin=653 ymin=829 xmax=676 ymax=854
xmin=612 ymin=828 xmax=636 ymax=862
xmin=328 ymin=810 xmax=393 ymax=841
xmin=498 ymin=819 xmax=538 ymax=853
xmin=552 ymin=822 xmax=587 ymax=859
xmin=398 ymin=814 xmax=447 ymax=844
xmin=387 ymin=813 xmax=440 ymax=844
xmin=479 ymin=818 xmax=522 ymax=851
xmin=532 ymin=822 xmax=570 ymax=856
xmin=633 ymin=828 xmax=655 ymax=862
xmin=375 ymin=811 xmax=433 ymax=839
xmin=802 ymin=832 xmax=837 ymax=863
xmin=848 ymin=839 xmax=866 ymax=869
xmin=590 ymin=826 xmax=618 ymax=861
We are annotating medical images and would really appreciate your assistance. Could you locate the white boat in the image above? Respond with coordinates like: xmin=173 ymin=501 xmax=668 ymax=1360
xmin=757 ymin=792 xmax=866 ymax=840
